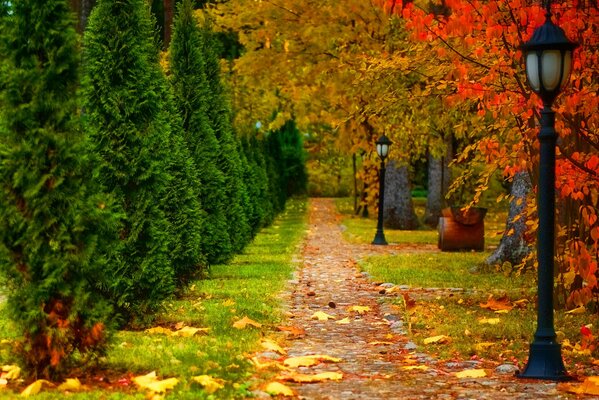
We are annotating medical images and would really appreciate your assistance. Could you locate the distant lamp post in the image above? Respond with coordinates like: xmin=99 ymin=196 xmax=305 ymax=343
xmin=372 ymin=135 xmax=392 ymax=245
xmin=518 ymin=1 xmax=577 ymax=381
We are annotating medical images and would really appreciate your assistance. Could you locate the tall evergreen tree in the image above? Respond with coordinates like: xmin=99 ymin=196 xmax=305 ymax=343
xmin=0 ymin=0 xmax=119 ymax=377
xmin=200 ymin=18 xmax=251 ymax=253
xmin=169 ymin=0 xmax=232 ymax=264
xmin=83 ymin=0 xmax=204 ymax=323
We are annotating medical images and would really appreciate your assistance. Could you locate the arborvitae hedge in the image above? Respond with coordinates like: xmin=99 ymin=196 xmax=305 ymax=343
xmin=0 ymin=0 xmax=119 ymax=377
xmin=169 ymin=0 xmax=232 ymax=264
xmin=83 ymin=0 xmax=205 ymax=324
xmin=200 ymin=20 xmax=252 ymax=254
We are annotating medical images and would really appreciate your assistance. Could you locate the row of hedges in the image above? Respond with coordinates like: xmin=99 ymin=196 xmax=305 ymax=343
xmin=0 ymin=0 xmax=306 ymax=378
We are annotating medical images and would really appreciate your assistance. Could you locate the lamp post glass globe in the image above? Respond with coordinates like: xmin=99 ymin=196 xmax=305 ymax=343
xmin=517 ymin=6 xmax=577 ymax=382
xmin=372 ymin=135 xmax=392 ymax=245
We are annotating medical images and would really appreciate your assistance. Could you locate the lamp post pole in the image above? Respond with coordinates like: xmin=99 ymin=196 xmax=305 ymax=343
xmin=518 ymin=1 xmax=577 ymax=381
xmin=372 ymin=157 xmax=388 ymax=245
xmin=372 ymin=134 xmax=392 ymax=245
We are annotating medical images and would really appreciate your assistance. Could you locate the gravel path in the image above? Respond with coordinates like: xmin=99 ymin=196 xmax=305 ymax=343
xmin=275 ymin=198 xmax=572 ymax=399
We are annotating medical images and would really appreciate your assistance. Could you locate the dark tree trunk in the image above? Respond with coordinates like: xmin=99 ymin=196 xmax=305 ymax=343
xmin=80 ymin=0 xmax=96 ymax=31
xmin=424 ymin=139 xmax=452 ymax=227
xmin=486 ymin=171 xmax=532 ymax=266
xmin=163 ymin=0 xmax=174 ymax=47
xmin=383 ymin=161 xmax=419 ymax=230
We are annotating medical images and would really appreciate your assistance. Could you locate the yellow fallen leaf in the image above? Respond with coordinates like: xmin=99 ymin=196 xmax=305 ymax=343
xmin=278 ymin=371 xmax=343 ymax=383
xmin=261 ymin=339 xmax=286 ymax=355
xmin=1 ymin=365 xmax=20 ymax=380
xmin=335 ymin=317 xmax=351 ymax=324
xmin=311 ymin=311 xmax=336 ymax=321
xmin=402 ymin=365 xmax=429 ymax=371
xmin=566 ymin=306 xmax=586 ymax=314
xmin=21 ymin=380 xmax=52 ymax=397
xmin=222 ymin=299 xmax=235 ymax=307
xmin=474 ymin=342 xmax=496 ymax=351
xmin=145 ymin=326 xmax=172 ymax=335
xmin=264 ymin=382 xmax=294 ymax=396
xmin=176 ymin=326 xmax=209 ymax=337
xmin=250 ymin=357 xmax=279 ymax=370
xmin=559 ymin=376 xmax=599 ymax=395
xmin=133 ymin=372 xmax=179 ymax=394
xmin=57 ymin=378 xmax=82 ymax=391
xmin=455 ymin=369 xmax=487 ymax=378
xmin=0 ymin=378 xmax=7 ymax=387
xmin=192 ymin=375 xmax=225 ymax=394
xmin=478 ymin=318 xmax=501 ymax=325
xmin=232 ymin=316 xmax=262 ymax=329
xmin=283 ymin=355 xmax=341 ymax=368
xmin=423 ymin=335 xmax=450 ymax=345
xmin=494 ymin=309 xmax=509 ymax=314
xmin=348 ymin=305 xmax=370 ymax=314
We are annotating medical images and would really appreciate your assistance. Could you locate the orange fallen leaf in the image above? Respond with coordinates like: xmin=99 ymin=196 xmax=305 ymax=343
xmin=479 ymin=295 xmax=513 ymax=312
xmin=283 ymin=355 xmax=341 ymax=368
xmin=559 ymin=376 xmax=599 ymax=395
xmin=311 ymin=311 xmax=335 ymax=321
xmin=277 ymin=326 xmax=305 ymax=336
xmin=233 ymin=316 xmax=262 ymax=329
xmin=261 ymin=339 xmax=286 ymax=355
xmin=455 ymin=369 xmax=487 ymax=378
xmin=278 ymin=371 xmax=343 ymax=383
xmin=192 ymin=375 xmax=225 ymax=394
xmin=264 ymin=382 xmax=294 ymax=396
xmin=369 ymin=341 xmax=394 ymax=346
xmin=423 ymin=335 xmax=451 ymax=345
xmin=250 ymin=357 xmax=280 ymax=370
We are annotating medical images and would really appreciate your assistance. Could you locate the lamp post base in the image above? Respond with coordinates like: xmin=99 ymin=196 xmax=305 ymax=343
xmin=372 ymin=231 xmax=387 ymax=245
xmin=517 ymin=342 xmax=571 ymax=381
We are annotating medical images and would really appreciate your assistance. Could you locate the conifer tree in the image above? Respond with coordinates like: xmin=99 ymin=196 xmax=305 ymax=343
xmin=200 ymin=19 xmax=252 ymax=253
xmin=239 ymin=137 xmax=262 ymax=236
xmin=83 ymin=0 xmax=204 ymax=322
xmin=0 ymin=0 xmax=119 ymax=377
xmin=169 ymin=0 xmax=232 ymax=264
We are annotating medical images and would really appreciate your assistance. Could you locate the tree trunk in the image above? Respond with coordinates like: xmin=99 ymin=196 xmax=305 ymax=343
xmin=383 ymin=161 xmax=419 ymax=230
xmin=80 ymin=0 xmax=96 ymax=31
xmin=163 ymin=0 xmax=174 ymax=47
xmin=425 ymin=136 xmax=452 ymax=227
xmin=486 ymin=171 xmax=532 ymax=266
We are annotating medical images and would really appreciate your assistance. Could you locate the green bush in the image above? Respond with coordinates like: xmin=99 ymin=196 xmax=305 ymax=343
xmin=169 ymin=0 xmax=232 ymax=264
xmin=0 ymin=0 xmax=119 ymax=377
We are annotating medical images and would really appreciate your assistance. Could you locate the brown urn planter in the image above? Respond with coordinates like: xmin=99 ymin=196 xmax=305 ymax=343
xmin=438 ymin=206 xmax=487 ymax=251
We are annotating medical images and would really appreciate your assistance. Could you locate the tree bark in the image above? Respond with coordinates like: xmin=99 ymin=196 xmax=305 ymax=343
xmin=80 ymin=0 xmax=96 ymax=31
xmin=424 ymin=139 xmax=452 ymax=227
xmin=163 ymin=0 xmax=174 ymax=47
xmin=383 ymin=161 xmax=419 ymax=230
xmin=485 ymin=171 xmax=532 ymax=266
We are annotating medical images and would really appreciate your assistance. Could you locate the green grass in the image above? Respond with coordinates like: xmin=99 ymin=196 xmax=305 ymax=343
xmin=0 ymin=198 xmax=307 ymax=399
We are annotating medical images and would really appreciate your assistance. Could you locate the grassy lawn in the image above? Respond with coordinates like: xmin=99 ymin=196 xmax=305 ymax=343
xmin=0 ymin=198 xmax=307 ymax=399
xmin=335 ymin=197 xmax=597 ymax=371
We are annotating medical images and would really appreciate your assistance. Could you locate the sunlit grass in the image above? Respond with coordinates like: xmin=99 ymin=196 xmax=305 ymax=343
xmin=0 ymin=198 xmax=308 ymax=399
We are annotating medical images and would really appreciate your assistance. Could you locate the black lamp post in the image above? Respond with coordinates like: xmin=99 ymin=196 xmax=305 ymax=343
xmin=372 ymin=134 xmax=392 ymax=245
xmin=518 ymin=1 xmax=578 ymax=381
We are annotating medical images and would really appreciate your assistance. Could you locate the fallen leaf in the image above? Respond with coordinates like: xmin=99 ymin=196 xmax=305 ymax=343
xmin=512 ymin=298 xmax=529 ymax=308
xmin=369 ymin=341 xmax=394 ymax=346
xmin=566 ymin=306 xmax=586 ymax=314
xmin=348 ymin=305 xmax=370 ymax=314
xmin=423 ymin=335 xmax=451 ymax=345
xmin=176 ymin=326 xmax=209 ymax=337
xmin=402 ymin=365 xmax=429 ymax=371
xmin=232 ymin=316 xmax=262 ymax=329
xmin=1 ymin=365 xmax=20 ymax=380
xmin=57 ymin=378 xmax=82 ymax=391
xmin=250 ymin=357 xmax=280 ymax=370
xmin=335 ymin=317 xmax=351 ymax=324
xmin=494 ymin=309 xmax=510 ymax=314
xmin=277 ymin=326 xmax=305 ymax=336
xmin=192 ymin=375 xmax=225 ymax=394
xmin=133 ymin=371 xmax=179 ymax=394
xmin=264 ymin=382 xmax=294 ymax=396
xmin=401 ymin=293 xmax=416 ymax=309
xmin=474 ymin=342 xmax=496 ymax=351
xmin=311 ymin=311 xmax=335 ymax=321
xmin=0 ymin=378 xmax=6 ymax=387
xmin=222 ymin=299 xmax=235 ymax=307
xmin=261 ymin=339 xmax=286 ymax=355
xmin=21 ymin=380 xmax=53 ymax=397
xmin=455 ymin=369 xmax=487 ymax=378
xmin=478 ymin=318 xmax=501 ymax=325
xmin=479 ymin=295 xmax=513 ymax=312
xmin=278 ymin=371 xmax=343 ymax=383
xmin=559 ymin=376 xmax=599 ymax=395
xmin=145 ymin=326 xmax=171 ymax=335
xmin=283 ymin=355 xmax=341 ymax=368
